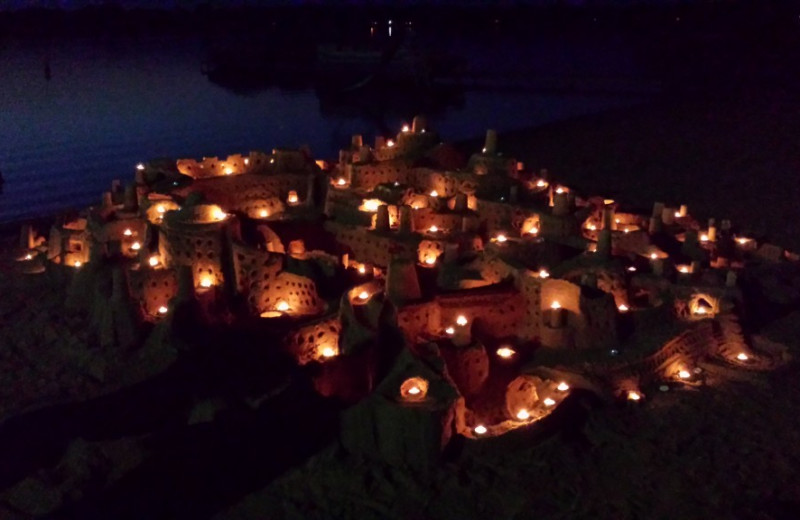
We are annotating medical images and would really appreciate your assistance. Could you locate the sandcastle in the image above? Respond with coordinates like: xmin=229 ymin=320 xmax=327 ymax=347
xmin=12 ymin=115 xmax=792 ymax=468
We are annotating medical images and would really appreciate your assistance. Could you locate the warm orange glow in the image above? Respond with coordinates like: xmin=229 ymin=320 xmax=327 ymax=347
xmin=445 ymin=326 xmax=455 ymax=335
xmin=649 ymin=252 xmax=658 ymax=260
xmin=603 ymin=199 xmax=615 ymax=205
xmin=360 ymin=199 xmax=382 ymax=212
xmin=557 ymin=382 xmax=570 ymax=392
xmin=700 ymin=233 xmax=709 ymax=242
xmin=550 ymin=301 xmax=562 ymax=310
xmin=357 ymin=265 xmax=366 ymax=274
xmin=456 ymin=315 xmax=468 ymax=326
xmin=336 ymin=177 xmax=346 ymax=186
xmin=199 ymin=277 xmax=213 ymax=288
xmin=674 ymin=211 xmax=681 ymax=218
xmin=212 ymin=208 xmax=227 ymax=221
xmin=623 ymin=228 xmax=630 ymax=234
xmin=496 ymin=347 xmax=515 ymax=358
xmin=287 ymin=191 xmax=299 ymax=204
xmin=586 ymin=223 xmax=597 ymax=231
xmin=400 ymin=377 xmax=428 ymax=401
xmin=736 ymin=237 xmax=750 ymax=245
xmin=224 ymin=167 xmax=233 ymax=175
xmin=74 ymin=261 xmax=82 ymax=268
xmin=555 ymin=186 xmax=565 ymax=194
xmin=276 ymin=300 xmax=290 ymax=312
xmin=737 ymin=352 xmax=749 ymax=361
xmin=24 ymin=253 xmax=33 ymax=260
xmin=429 ymin=225 xmax=439 ymax=233
xmin=148 ymin=256 xmax=159 ymax=267
xmin=424 ymin=257 xmax=436 ymax=265
xmin=260 ymin=209 xmax=269 ymax=218
xmin=157 ymin=205 xmax=166 ymax=214
xmin=543 ymin=397 xmax=556 ymax=407
xmin=516 ymin=409 xmax=530 ymax=420
xmin=357 ymin=291 xmax=369 ymax=301
xmin=535 ymin=179 xmax=547 ymax=188
xmin=386 ymin=139 xmax=395 ymax=148
xmin=627 ymin=391 xmax=641 ymax=401
xmin=618 ymin=304 xmax=629 ymax=312
xmin=695 ymin=306 xmax=708 ymax=315
xmin=158 ymin=306 xmax=168 ymax=314
xmin=495 ymin=234 xmax=507 ymax=243
xmin=474 ymin=425 xmax=487 ymax=435
xmin=321 ymin=346 xmax=337 ymax=358
xmin=402 ymin=124 xmax=410 ymax=132
xmin=678 ymin=369 xmax=691 ymax=379
xmin=123 ymin=228 xmax=133 ymax=236
xmin=538 ymin=269 xmax=549 ymax=278
xmin=678 ymin=265 xmax=690 ymax=273
xmin=430 ymin=190 xmax=439 ymax=197
xmin=131 ymin=241 xmax=141 ymax=251
xmin=528 ymin=226 xmax=539 ymax=235
xmin=408 ymin=386 xmax=420 ymax=395
xmin=244 ymin=158 xmax=249 ymax=165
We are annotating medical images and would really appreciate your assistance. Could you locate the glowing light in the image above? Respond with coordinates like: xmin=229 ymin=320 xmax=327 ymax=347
xmin=736 ymin=237 xmax=750 ymax=245
xmin=224 ymin=167 xmax=233 ymax=175
xmin=543 ymin=397 xmax=556 ymax=407
xmin=678 ymin=370 xmax=691 ymax=379
xmin=587 ymin=223 xmax=597 ymax=231
xmin=628 ymin=266 xmax=636 ymax=272
xmin=361 ymin=199 xmax=382 ymax=212
xmin=445 ymin=327 xmax=455 ymax=335
xmin=516 ymin=409 xmax=530 ymax=420
xmin=496 ymin=234 xmax=507 ymax=243
xmin=429 ymin=225 xmax=439 ymax=233
xmin=604 ymin=199 xmax=615 ymax=205
xmin=535 ymin=179 xmax=547 ymax=188
xmin=700 ymin=234 xmax=709 ymax=242
xmin=123 ymin=228 xmax=133 ymax=236
xmin=200 ymin=277 xmax=213 ymax=288
xmin=74 ymin=261 xmax=82 ymax=268
xmin=337 ymin=177 xmax=346 ymax=186
xmin=212 ymin=208 xmax=227 ymax=221
xmin=679 ymin=265 xmax=690 ymax=273
xmin=623 ymin=228 xmax=630 ymax=234
xmin=615 ymin=218 xmax=621 ymax=224
xmin=287 ymin=191 xmax=299 ymax=204
xmin=695 ymin=306 xmax=708 ymax=315
xmin=430 ymin=190 xmax=439 ymax=197
xmin=407 ymin=386 xmax=421 ymax=395
xmin=148 ymin=256 xmax=159 ymax=267
xmin=157 ymin=205 xmax=166 ymax=214
xmin=528 ymin=226 xmax=539 ymax=235
xmin=618 ymin=304 xmax=629 ymax=312
xmin=358 ymin=265 xmax=366 ymax=274
xmin=158 ymin=306 xmax=168 ymax=314
xmin=260 ymin=209 xmax=269 ymax=218
xmin=358 ymin=291 xmax=369 ymax=301
xmin=386 ymin=139 xmax=395 ymax=148
xmin=496 ymin=347 xmax=515 ymax=358
xmin=321 ymin=347 xmax=336 ymax=358
xmin=425 ymin=257 xmax=436 ymax=265
xmin=736 ymin=352 xmax=749 ymax=361
xmin=276 ymin=301 xmax=290 ymax=312
xmin=474 ymin=425 xmax=487 ymax=435
xmin=627 ymin=391 xmax=641 ymax=401
xmin=550 ymin=301 xmax=562 ymax=310
xmin=24 ymin=253 xmax=33 ymax=260
xmin=244 ymin=158 xmax=249 ymax=165
xmin=131 ymin=242 xmax=141 ymax=251
xmin=456 ymin=315 xmax=468 ymax=326
xmin=557 ymin=382 xmax=570 ymax=392
xmin=402 ymin=124 xmax=410 ymax=133
xmin=650 ymin=253 xmax=658 ymax=260
xmin=136 ymin=163 xmax=145 ymax=170
xmin=674 ymin=211 xmax=681 ymax=218
xmin=555 ymin=187 xmax=565 ymax=194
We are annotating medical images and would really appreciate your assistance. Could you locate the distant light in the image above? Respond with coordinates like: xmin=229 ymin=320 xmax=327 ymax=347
xmin=550 ymin=301 xmax=561 ymax=310
xmin=557 ymin=382 xmax=570 ymax=392
xmin=528 ymin=226 xmax=539 ymax=235
xmin=674 ymin=211 xmax=681 ymax=218
xmin=200 ymin=278 xmax=213 ymax=288
xmin=260 ymin=209 xmax=269 ymax=218
xmin=474 ymin=425 xmax=487 ymax=435
xmin=148 ymin=256 xmax=159 ymax=267
xmin=402 ymin=124 xmax=409 ymax=133
xmin=496 ymin=234 xmax=507 ymax=243
xmin=628 ymin=266 xmax=636 ymax=272
xmin=445 ymin=327 xmax=455 ymax=335
xmin=737 ymin=352 xmax=749 ymax=361
xmin=430 ymin=190 xmax=439 ymax=197
xmin=627 ymin=391 xmax=641 ymax=401
xmin=158 ymin=306 xmax=168 ymax=314
xmin=74 ymin=261 xmax=82 ymax=268
xmin=157 ymin=205 xmax=166 ymax=214
xmin=287 ymin=191 xmax=299 ymax=204
xmin=123 ymin=228 xmax=133 ymax=236
xmin=244 ymin=158 xmax=249 ymax=165
xmin=456 ymin=315 xmax=468 ymax=326
xmin=387 ymin=139 xmax=395 ymax=148
xmin=555 ymin=187 xmax=565 ymax=194
xmin=536 ymin=179 xmax=547 ymax=188
xmin=358 ymin=265 xmax=366 ymax=274
xmin=587 ymin=223 xmax=597 ymax=231
xmin=516 ymin=409 xmax=530 ymax=420
xmin=321 ymin=347 xmax=336 ymax=358
xmin=425 ymin=257 xmax=436 ymax=265
xmin=358 ymin=290 xmax=369 ymax=301
xmin=131 ymin=241 xmax=141 ymax=251
xmin=407 ymin=386 xmax=420 ymax=395
xmin=538 ymin=269 xmax=549 ymax=278
xmin=24 ymin=253 xmax=32 ymax=260
xmin=212 ymin=208 xmax=227 ymax=221
xmin=695 ymin=306 xmax=708 ymax=315
xmin=543 ymin=397 xmax=556 ymax=407
xmin=136 ymin=163 xmax=145 ymax=170
xmin=700 ymin=234 xmax=709 ymax=242
xmin=337 ymin=177 xmax=346 ymax=186
xmin=618 ymin=304 xmax=629 ymax=312
xmin=650 ymin=253 xmax=658 ymax=260
xmin=678 ymin=265 xmax=690 ymax=274
xmin=678 ymin=370 xmax=691 ymax=379
xmin=276 ymin=300 xmax=290 ymax=312
xmin=496 ymin=346 xmax=515 ymax=359
xmin=429 ymin=225 xmax=439 ymax=233
xmin=224 ymin=167 xmax=233 ymax=175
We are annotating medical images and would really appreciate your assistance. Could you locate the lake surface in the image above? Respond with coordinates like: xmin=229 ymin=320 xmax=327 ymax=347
xmin=0 ymin=30 xmax=652 ymax=223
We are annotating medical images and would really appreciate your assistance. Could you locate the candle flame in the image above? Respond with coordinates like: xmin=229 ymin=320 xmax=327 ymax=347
xmin=358 ymin=291 xmax=369 ymax=301
xmin=516 ymin=409 xmax=530 ymax=420
xmin=618 ymin=304 xmax=629 ymax=312
xmin=158 ymin=306 xmax=168 ymax=314
xmin=678 ymin=370 xmax=691 ymax=379
xmin=496 ymin=234 xmax=507 ymax=243
xmin=445 ymin=327 xmax=455 ymax=335
xmin=736 ymin=352 xmax=749 ymax=361
xmin=337 ymin=177 xmax=346 ymax=186
xmin=543 ymin=397 xmax=556 ymax=407
xmin=496 ymin=347 xmax=515 ymax=358
xmin=430 ymin=190 xmax=439 ymax=197
xmin=456 ymin=315 xmax=468 ymax=326
xmin=321 ymin=347 xmax=336 ymax=358
xmin=627 ymin=391 xmax=641 ymax=401
xmin=200 ymin=277 xmax=213 ymax=288
xmin=276 ymin=300 xmax=290 ymax=312
xmin=538 ymin=269 xmax=549 ymax=278
xmin=260 ymin=209 xmax=269 ymax=218
xmin=557 ymin=382 xmax=570 ymax=392
xmin=550 ymin=301 xmax=562 ymax=310
xmin=123 ymin=228 xmax=133 ymax=236
xmin=474 ymin=425 xmax=487 ymax=435
xmin=402 ymin=124 xmax=410 ymax=132
xmin=386 ymin=139 xmax=395 ymax=148
xmin=131 ymin=242 xmax=141 ymax=251
xmin=148 ymin=256 xmax=159 ymax=267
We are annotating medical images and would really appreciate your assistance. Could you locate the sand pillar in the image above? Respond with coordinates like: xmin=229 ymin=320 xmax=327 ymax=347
xmin=412 ymin=115 xmax=427 ymax=133
xmin=375 ymin=205 xmax=390 ymax=231
xmin=398 ymin=205 xmax=413 ymax=233
xmin=484 ymin=129 xmax=497 ymax=154
xmin=454 ymin=193 xmax=468 ymax=212
xmin=386 ymin=257 xmax=421 ymax=304
xmin=351 ymin=134 xmax=363 ymax=148
xmin=553 ymin=192 xmax=570 ymax=216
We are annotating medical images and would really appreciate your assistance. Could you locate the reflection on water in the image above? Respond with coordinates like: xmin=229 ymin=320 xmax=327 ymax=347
xmin=0 ymin=31 xmax=650 ymax=223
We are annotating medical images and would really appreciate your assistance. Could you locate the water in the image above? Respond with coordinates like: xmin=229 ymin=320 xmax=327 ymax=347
xmin=0 ymin=31 xmax=650 ymax=223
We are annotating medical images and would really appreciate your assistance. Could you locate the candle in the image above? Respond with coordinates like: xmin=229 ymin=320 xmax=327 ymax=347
xmin=548 ymin=301 xmax=566 ymax=328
